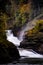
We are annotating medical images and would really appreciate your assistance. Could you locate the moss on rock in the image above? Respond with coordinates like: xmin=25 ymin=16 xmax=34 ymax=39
xmin=0 ymin=13 xmax=20 ymax=64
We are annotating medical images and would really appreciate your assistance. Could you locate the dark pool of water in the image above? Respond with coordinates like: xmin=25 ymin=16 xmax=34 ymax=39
xmin=0 ymin=58 xmax=43 ymax=65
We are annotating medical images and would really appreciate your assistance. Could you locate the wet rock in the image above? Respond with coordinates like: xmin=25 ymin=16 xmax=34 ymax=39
xmin=19 ymin=32 xmax=43 ymax=54
xmin=19 ymin=37 xmax=43 ymax=55
xmin=20 ymin=20 xmax=43 ymax=54
xmin=33 ymin=44 xmax=43 ymax=55
xmin=0 ymin=40 xmax=20 ymax=64
xmin=19 ymin=39 xmax=33 ymax=49
xmin=12 ymin=25 xmax=21 ymax=37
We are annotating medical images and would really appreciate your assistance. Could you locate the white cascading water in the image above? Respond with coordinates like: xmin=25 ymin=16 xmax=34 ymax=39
xmin=6 ymin=30 xmax=21 ymax=46
xmin=6 ymin=30 xmax=43 ymax=58
xmin=6 ymin=13 xmax=43 ymax=58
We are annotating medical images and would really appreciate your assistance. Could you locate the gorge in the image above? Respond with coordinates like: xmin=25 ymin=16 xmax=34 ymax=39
xmin=6 ymin=13 xmax=43 ymax=58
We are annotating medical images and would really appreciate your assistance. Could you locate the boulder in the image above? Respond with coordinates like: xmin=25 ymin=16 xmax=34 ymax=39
xmin=0 ymin=40 xmax=20 ymax=64
xmin=19 ymin=40 xmax=33 ymax=49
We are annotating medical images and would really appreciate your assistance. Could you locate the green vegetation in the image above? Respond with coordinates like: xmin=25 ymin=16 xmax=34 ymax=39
xmin=0 ymin=0 xmax=43 ymax=63
xmin=0 ymin=12 xmax=20 ymax=63
xmin=26 ymin=20 xmax=43 ymax=37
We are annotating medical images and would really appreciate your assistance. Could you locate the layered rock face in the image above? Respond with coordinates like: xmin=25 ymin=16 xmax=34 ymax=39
xmin=19 ymin=20 xmax=43 ymax=54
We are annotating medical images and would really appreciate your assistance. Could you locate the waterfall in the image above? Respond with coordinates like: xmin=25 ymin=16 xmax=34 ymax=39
xmin=6 ymin=30 xmax=21 ymax=46
xmin=6 ymin=13 xmax=43 ymax=58
xmin=6 ymin=30 xmax=43 ymax=58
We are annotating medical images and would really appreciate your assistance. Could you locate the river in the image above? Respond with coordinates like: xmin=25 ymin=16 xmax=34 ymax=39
xmin=6 ymin=30 xmax=43 ymax=58
xmin=2 ymin=30 xmax=43 ymax=65
xmin=4 ymin=13 xmax=43 ymax=65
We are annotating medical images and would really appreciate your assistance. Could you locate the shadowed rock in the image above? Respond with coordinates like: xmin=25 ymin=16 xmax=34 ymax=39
xmin=0 ymin=39 xmax=20 ymax=64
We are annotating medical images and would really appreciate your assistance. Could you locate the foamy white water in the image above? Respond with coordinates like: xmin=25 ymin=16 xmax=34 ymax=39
xmin=5 ymin=12 xmax=43 ymax=58
xmin=18 ymin=48 xmax=43 ymax=58
xmin=6 ymin=30 xmax=43 ymax=58
xmin=6 ymin=30 xmax=21 ymax=46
